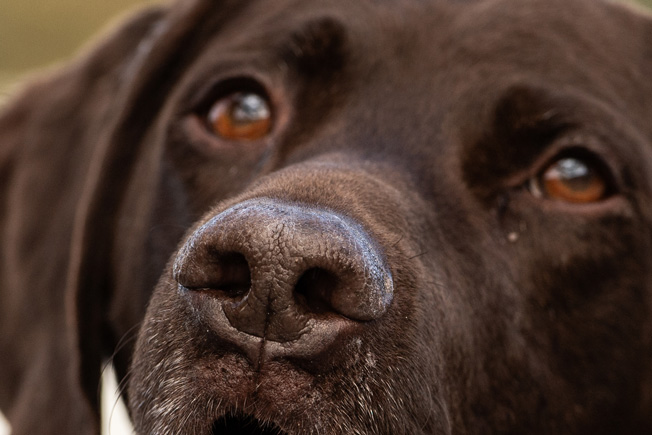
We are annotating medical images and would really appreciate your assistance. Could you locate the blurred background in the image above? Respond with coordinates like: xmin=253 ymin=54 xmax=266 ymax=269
xmin=0 ymin=0 xmax=159 ymax=99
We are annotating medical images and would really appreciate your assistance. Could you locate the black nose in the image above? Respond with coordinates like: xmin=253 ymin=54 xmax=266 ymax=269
xmin=173 ymin=199 xmax=393 ymax=346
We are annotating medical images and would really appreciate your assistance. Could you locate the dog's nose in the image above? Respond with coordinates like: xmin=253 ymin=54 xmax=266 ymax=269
xmin=173 ymin=200 xmax=393 ymax=344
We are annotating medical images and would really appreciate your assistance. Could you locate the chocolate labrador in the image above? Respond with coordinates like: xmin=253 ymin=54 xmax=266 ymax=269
xmin=1 ymin=0 xmax=651 ymax=433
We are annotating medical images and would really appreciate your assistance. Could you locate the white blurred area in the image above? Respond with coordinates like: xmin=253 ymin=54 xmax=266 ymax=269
xmin=101 ymin=363 xmax=135 ymax=435
xmin=0 ymin=412 xmax=8 ymax=435
xmin=0 ymin=363 xmax=134 ymax=435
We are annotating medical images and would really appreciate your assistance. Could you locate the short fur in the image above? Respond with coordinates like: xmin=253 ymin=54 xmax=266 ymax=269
xmin=1 ymin=0 xmax=651 ymax=434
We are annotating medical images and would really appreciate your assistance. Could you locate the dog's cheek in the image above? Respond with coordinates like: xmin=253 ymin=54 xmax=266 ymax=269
xmin=163 ymin=124 xmax=271 ymax=214
xmin=129 ymin=276 xmax=232 ymax=434
xmin=499 ymin=204 xmax=652 ymax=428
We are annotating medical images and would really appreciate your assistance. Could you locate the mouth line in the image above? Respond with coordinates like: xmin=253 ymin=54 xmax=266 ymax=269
xmin=212 ymin=414 xmax=287 ymax=435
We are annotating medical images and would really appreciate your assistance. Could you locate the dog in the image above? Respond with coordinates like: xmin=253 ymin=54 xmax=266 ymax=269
xmin=1 ymin=0 xmax=651 ymax=433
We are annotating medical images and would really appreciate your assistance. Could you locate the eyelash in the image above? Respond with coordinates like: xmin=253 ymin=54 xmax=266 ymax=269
xmin=195 ymin=77 xmax=270 ymax=117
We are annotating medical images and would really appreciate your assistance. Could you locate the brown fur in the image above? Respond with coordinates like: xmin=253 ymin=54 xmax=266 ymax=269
xmin=1 ymin=0 xmax=651 ymax=433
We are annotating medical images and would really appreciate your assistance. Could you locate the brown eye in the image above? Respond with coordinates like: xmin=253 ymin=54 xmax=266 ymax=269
xmin=207 ymin=92 xmax=272 ymax=141
xmin=531 ymin=155 xmax=610 ymax=203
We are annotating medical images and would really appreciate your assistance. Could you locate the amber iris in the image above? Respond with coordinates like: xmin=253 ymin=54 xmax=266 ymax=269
xmin=208 ymin=92 xmax=272 ymax=141
xmin=538 ymin=156 xmax=607 ymax=203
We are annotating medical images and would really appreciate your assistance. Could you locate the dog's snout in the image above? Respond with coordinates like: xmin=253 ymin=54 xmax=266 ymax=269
xmin=173 ymin=200 xmax=393 ymax=345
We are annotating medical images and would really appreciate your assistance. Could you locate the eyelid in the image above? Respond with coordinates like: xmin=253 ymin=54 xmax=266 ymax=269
xmin=174 ymin=63 xmax=275 ymax=114
xmin=194 ymin=77 xmax=272 ymax=117
xmin=502 ymin=132 xmax=620 ymax=191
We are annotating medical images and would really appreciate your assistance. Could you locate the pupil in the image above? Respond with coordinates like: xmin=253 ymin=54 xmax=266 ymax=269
xmin=231 ymin=94 xmax=269 ymax=123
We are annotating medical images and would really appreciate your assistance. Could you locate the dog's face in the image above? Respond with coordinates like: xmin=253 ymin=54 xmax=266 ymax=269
xmin=2 ymin=0 xmax=652 ymax=434
xmin=117 ymin=0 xmax=652 ymax=433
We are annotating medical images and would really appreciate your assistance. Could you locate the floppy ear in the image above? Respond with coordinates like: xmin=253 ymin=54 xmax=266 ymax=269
xmin=0 ymin=3 xmax=204 ymax=433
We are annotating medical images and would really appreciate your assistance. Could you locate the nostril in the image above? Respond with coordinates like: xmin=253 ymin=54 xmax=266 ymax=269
xmin=176 ymin=250 xmax=251 ymax=297
xmin=295 ymin=267 xmax=340 ymax=315
xmin=209 ymin=252 xmax=251 ymax=296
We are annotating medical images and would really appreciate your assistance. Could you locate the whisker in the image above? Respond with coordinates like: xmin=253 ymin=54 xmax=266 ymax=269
xmin=391 ymin=234 xmax=404 ymax=248
xmin=407 ymin=251 xmax=428 ymax=260
xmin=98 ymin=323 xmax=142 ymax=401
xmin=107 ymin=364 xmax=136 ymax=435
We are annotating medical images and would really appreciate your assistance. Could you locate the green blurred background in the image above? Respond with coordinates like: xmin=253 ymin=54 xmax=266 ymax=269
xmin=1 ymin=0 xmax=652 ymax=98
xmin=0 ymin=0 xmax=159 ymax=97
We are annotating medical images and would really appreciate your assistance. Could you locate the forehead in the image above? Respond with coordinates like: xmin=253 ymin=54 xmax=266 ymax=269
xmin=158 ymin=0 xmax=652 ymax=202
xmin=184 ymin=0 xmax=642 ymax=101
xmin=163 ymin=0 xmax=652 ymax=158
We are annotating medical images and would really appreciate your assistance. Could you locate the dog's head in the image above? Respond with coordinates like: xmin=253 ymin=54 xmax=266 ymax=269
xmin=2 ymin=0 xmax=652 ymax=433
xmin=122 ymin=0 xmax=652 ymax=432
